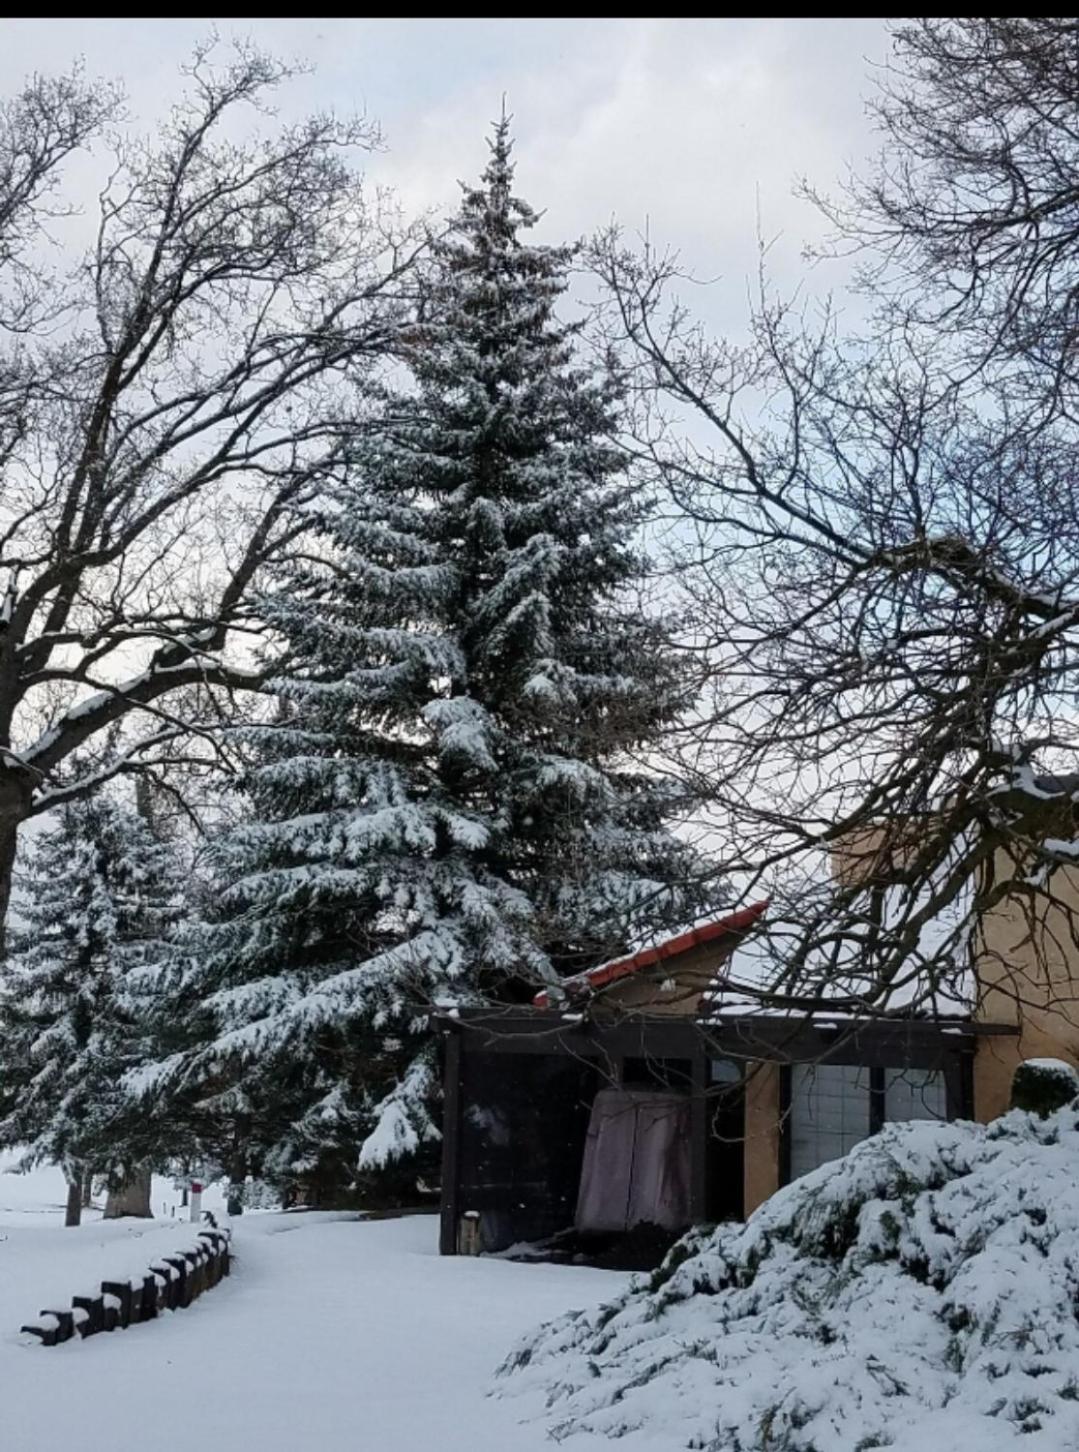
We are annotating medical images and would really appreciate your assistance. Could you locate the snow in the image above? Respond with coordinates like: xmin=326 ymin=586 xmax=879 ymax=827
xmin=500 ymin=1106 xmax=1079 ymax=1450
xmin=0 ymin=1154 xmax=228 ymax=1327
xmin=996 ymin=762 xmax=1071 ymax=802
xmin=1024 ymin=1057 xmax=1079 ymax=1082
xmin=0 ymin=1162 xmax=628 ymax=1452
xmin=9 ymin=1115 xmax=1079 ymax=1452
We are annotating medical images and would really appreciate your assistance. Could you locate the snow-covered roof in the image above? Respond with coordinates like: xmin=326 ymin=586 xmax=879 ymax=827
xmin=532 ymin=902 xmax=769 ymax=1008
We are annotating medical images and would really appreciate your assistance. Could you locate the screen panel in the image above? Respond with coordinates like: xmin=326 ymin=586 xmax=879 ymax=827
xmin=789 ymin=1063 xmax=872 ymax=1178
xmin=883 ymin=1067 xmax=947 ymax=1123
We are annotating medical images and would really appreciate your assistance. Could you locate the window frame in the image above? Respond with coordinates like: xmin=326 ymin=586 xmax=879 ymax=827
xmin=779 ymin=1054 xmax=968 ymax=1186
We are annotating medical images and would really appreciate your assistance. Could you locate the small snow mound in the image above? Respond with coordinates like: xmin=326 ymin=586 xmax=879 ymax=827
xmin=497 ymin=1108 xmax=1079 ymax=1450
xmin=1022 ymin=1057 xmax=1079 ymax=1083
xmin=1012 ymin=1058 xmax=1079 ymax=1118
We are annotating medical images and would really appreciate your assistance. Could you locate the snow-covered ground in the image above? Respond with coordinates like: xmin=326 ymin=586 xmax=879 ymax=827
xmin=0 ymin=1153 xmax=230 ymax=1325
xmin=0 ymin=1158 xmax=630 ymax=1452
xmin=14 ymin=1111 xmax=1079 ymax=1452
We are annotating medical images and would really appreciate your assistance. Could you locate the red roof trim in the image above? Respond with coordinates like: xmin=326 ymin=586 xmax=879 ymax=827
xmin=533 ymin=900 xmax=769 ymax=1008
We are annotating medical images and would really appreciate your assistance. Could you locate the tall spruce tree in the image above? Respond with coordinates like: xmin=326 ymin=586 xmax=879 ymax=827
xmin=0 ymin=793 xmax=184 ymax=1220
xmin=152 ymin=121 xmax=715 ymax=1195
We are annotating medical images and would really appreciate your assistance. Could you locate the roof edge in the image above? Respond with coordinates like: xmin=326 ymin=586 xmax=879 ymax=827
xmin=533 ymin=900 xmax=770 ymax=1009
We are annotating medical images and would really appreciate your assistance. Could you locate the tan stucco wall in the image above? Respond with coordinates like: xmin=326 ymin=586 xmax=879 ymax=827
xmin=973 ymin=1035 xmax=1029 ymax=1122
xmin=833 ymin=829 xmax=1079 ymax=1118
xmin=830 ymin=823 xmax=907 ymax=888
xmin=743 ymin=1061 xmax=781 ymax=1214
xmin=602 ymin=938 xmax=735 ymax=1016
xmin=972 ymin=850 xmax=1079 ymax=1118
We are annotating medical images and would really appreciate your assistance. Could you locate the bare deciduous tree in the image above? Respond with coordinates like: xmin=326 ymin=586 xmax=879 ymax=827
xmin=0 ymin=43 xmax=418 ymax=937
xmin=590 ymin=17 xmax=1079 ymax=1019
xmin=810 ymin=18 xmax=1079 ymax=402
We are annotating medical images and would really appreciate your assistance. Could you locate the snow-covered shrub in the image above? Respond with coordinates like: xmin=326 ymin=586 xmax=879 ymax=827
xmin=1010 ymin=1057 xmax=1079 ymax=1117
xmin=497 ymin=1107 xmax=1079 ymax=1450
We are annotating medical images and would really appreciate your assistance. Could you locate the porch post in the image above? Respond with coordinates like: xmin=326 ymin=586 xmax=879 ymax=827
xmin=439 ymin=1028 xmax=463 ymax=1255
xmin=690 ymin=1045 xmax=709 ymax=1223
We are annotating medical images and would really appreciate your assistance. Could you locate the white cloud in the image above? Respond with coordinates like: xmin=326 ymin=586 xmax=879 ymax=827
xmin=1 ymin=18 xmax=889 ymax=331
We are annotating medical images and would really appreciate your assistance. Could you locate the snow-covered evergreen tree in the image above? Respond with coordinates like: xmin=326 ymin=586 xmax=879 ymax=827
xmin=0 ymin=793 xmax=184 ymax=1199
xmin=152 ymin=119 xmax=716 ymax=1193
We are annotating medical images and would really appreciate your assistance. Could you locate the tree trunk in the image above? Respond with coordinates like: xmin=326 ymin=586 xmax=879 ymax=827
xmin=0 ymin=810 xmax=21 ymax=957
xmin=226 ymin=1145 xmax=246 ymax=1216
xmin=81 ymin=1167 xmax=94 ymax=1208
xmin=103 ymin=1165 xmax=153 ymax=1219
xmin=0 ymin=758 xmax=36 ymax=955
xmin=64 ymin=1177 xmax=82 ymax=1228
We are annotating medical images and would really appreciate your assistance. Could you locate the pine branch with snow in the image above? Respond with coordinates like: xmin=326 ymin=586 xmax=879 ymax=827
xmin=0 ymin=792 xmax=187 ymax=1188
xmin=499 ymin=1100 xmax=1079 ymax=1450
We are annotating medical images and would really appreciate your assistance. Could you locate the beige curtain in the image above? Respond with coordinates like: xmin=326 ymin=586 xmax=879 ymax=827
xmin=575 ymin=1087 xmax=691 ymax=1233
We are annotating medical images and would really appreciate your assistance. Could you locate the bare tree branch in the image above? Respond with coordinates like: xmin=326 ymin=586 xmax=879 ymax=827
xmin=0 ymin=41 xmax=423 ymax=936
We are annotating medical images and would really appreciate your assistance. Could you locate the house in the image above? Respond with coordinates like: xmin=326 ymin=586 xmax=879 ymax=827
xmin=433 ymin=869 xmax=1079 ymax=1258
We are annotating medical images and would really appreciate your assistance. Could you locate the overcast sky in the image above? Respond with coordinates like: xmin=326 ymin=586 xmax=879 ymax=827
xmin=3 ymin=18 xmax=890 ymax=331
xmin=1 ymin=19 xmax=893 ymax=857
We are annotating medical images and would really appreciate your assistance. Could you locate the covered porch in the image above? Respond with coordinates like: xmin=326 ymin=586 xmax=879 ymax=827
xmin=434 ymin=1007 xmax=1013 ymax=1258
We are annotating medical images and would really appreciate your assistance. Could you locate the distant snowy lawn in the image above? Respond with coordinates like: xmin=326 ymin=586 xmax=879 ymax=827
xmin=0 ymin=1158 xmax=629 ymax=1452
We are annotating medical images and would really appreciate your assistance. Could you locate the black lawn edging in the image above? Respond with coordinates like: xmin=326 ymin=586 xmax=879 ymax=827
xmin=19 ymin=1226 xmax=232 ymax=1345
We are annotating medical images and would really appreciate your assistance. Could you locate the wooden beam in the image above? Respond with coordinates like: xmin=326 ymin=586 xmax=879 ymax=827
xmin=778 ymin=1065 xmax=793 ymax=1188
xmin=948 ymin=1056 xmax=973 ymax=1120
xmin=441 ymin=1009 xmax=990 ymax=1072
xmin=689 ymin=1047 xmax=708 ymax=1223
xmin=439 ymin=1030 xmax=462 ymax=1256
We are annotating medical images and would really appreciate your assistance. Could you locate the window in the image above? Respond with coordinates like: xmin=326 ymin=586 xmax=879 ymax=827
xmin=710 ymin=1058 xmax=743 ymax=1086
xmin=787 ymin=1063 xmax=951 ymax=1182
xmin=883 ymin=1068 xmax=947 ymax=1123
xmin=788 ymin=1064 xmax=872 ymax=1178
